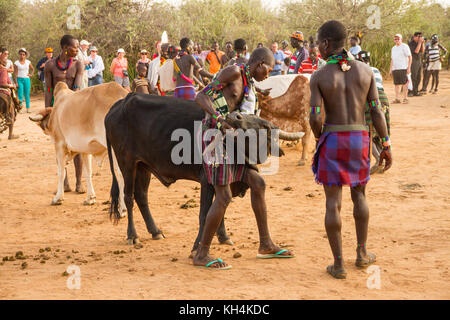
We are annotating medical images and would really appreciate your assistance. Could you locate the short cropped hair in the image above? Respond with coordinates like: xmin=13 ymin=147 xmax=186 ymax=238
xmin=234 ymin=38 xmax=246 ymax=51
xmin=60 ymin=34 xmax=76 ymax=48
xmin=180 ymin=37 xmax=191 ymax=49
xmin=248 ymin=47 xmax=275 ymax=67
xmin=318 ymin=20 xmax=347 ymax=48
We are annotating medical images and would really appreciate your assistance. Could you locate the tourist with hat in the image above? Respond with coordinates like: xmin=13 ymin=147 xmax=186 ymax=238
xmin=87 ymin=46 xmax=104 ymax=87
xmin=136 ymin=49 xmax=151 ymax=77
xmin=14 ymin=48 xmax=34 ymax=113
xmin=288 ymin=31 xmax=308 ymax=74
xmin=36 ymin=47 xmax=53 ymax=91
xmin=110 ymin=48 xmax=130 ymax=92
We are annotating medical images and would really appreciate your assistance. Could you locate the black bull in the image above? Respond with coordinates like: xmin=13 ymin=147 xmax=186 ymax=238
xmin=105 ymin=93 xmax=302 ymax=252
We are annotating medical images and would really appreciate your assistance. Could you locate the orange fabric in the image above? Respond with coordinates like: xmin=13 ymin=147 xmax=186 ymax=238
xmin=206 ymin=50 xmax=224 ymax=74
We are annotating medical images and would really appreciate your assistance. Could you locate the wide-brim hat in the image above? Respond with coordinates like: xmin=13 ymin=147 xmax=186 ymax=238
xmin=140 ymin=49 xmax=148 ymax=54
xmin=80 ymin=40 xmax=91 ymax=46
xmin=89 ymin=46 xmax=98 ymax=52
xmin=117 ymin=48 xmax=125 ymax=53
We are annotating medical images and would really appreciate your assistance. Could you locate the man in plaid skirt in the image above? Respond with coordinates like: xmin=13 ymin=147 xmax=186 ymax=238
xmin=310 ymin=21 xmax=393 ymax=279
xmin=193 ymin=47 xmax=293 ymax=270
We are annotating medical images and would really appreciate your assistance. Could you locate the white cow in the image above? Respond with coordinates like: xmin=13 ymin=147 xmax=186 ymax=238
xmin=34 ymin=81 xmax=128 ymax=211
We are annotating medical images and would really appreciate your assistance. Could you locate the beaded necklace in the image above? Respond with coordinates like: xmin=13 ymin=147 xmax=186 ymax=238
xmin=326 ymin=49 xmax=353 ymax=72
xmin=56 ymin=56 xmax=73 ymax=74
xmin=238 ymin=64 xmax=252 ymax=98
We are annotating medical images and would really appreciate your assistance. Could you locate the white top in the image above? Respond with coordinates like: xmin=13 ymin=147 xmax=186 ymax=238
xmin=6 ymin=59 xmax=13 ymax=79
xmin=14 ymin=59 xmax=31 ymax=78
xmin=391 ymin=43 xmax=411 ymax=70
xmin=87 ymin=55 xmax=105 ymax=78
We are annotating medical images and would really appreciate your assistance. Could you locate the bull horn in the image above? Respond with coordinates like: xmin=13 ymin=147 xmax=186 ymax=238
xmin=278 ymin=130 xmax=305 ymax=141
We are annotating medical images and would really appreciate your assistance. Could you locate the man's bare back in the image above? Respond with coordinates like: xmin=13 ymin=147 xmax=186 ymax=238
xmin=312 ymin=60 xmax=375 ymax=125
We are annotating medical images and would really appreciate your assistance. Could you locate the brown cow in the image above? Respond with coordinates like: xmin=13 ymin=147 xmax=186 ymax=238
xmin=258 ymin=75 xmax=312 ymax=166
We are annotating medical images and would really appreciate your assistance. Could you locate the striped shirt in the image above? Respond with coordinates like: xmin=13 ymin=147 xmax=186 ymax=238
xmin=298 ymin=57 xmax=317 ymax=74
xmin=288 ymin=48 xmax=307 ymax=74
xmin=371 ymin=67 xmax=384 ymax=90
xmin=426 ymin=44 xmax=446 ymax=63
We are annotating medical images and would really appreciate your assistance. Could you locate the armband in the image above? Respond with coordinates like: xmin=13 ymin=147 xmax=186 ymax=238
xmin=381 ymin=136 xmax=391 ymax=150
xmin=310 ymin=106 xmax=321 ymax=114
xmin=47 ymin=87 xmax=53 ymax=93
xmin=369 ymin=98 xmax=381 ymax=110
xmin=202 ymin=80 xmax=224 ymax=96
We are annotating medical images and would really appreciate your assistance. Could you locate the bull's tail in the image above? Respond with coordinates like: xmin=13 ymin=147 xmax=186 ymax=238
xmin=107 ymin=136 xmax=122 ymax=224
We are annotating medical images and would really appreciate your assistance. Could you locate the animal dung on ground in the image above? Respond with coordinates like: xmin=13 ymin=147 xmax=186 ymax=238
xmin=233 ymin=252 xmax=242 ymax=259
xmin=21 ymin=262 xmax=28 ymax=269
xmin=180 ymin=199 xmax=198 ymax=209
xmin=283 ymin=186 xmax=293 ymax=191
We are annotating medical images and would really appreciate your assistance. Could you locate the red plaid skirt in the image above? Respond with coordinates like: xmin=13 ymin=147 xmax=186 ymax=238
xmin=312 ymin=130 xmax=370 ymax=187
xmin=174 ymin=85 xmax=196 ymax=101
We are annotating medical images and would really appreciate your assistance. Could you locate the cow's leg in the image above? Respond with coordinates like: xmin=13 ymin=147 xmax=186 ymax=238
xmin=191 ymin=183 xmax=215 ymax=255
xmin=112 ymin=150 xmax=126 ymax=217
xmin=122 ymin=161 xmax=139 ymax=244
xmin=298 ymin=129 xmax=311 ymax=166
xmin=52 ymin=143 xmax=66 ymax=206
xmin=74 ymin=154 xmax=85 ymax=194
xmin=134 ymin=163 xmax=164 ymax=240
xmin=81 ymin=154 xmax=96 ymax=206
xmin=7 ymin=108 xmax=18 ymax=140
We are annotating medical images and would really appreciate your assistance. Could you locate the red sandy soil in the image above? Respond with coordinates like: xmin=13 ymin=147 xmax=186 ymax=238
xmin=0 ymin=72 xmax=449 ymax=299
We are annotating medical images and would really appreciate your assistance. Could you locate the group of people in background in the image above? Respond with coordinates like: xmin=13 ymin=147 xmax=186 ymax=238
xmin=390 ymin=32 xmax=447 ymax=104
xmin=1 ymin=29 xmax=447 ymax=112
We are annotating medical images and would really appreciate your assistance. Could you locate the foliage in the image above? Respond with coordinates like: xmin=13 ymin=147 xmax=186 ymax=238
xmin=0 ymin=0 xmax=448 ymax=92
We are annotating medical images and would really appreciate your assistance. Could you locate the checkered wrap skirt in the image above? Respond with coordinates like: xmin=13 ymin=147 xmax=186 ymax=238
xmin=200 ymin=117 xmax=246 ymax=186
xmin=312 ymin=130 xmax=370 ymax=187
xmin=174 ymin=85 xmax=196 ymax=101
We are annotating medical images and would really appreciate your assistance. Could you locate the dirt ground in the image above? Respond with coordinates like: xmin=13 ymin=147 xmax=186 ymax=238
xmin=0 ymin=72 xmax=449 ymax=300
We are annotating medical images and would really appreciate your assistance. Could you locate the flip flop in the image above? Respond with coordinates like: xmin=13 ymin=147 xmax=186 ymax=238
xmin=355 ymin=252 xmax=377 ymax=268
xmin=327 ymin=265 xmax=347 ymax=279
xmin=256 ymin=249 xmax=294 ymax=259
xmin=196 ymin=258 xmax=232 ymax=270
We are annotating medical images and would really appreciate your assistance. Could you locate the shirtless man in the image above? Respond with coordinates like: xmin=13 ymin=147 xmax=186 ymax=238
xmin=30 ymin=34 xmax=85 ymax=194
xmin=309 ymin=21 xmax=392 ymax=279
xmin=173 ymin=38 xmax=213 ymax=100
xmin=193 ymin=47 xmax=292 ymax=270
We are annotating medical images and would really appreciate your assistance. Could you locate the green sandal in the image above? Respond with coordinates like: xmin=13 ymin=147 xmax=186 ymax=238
xmin=196 ymin=258 xmax=232 ymax=270
xmin=256 ymin=249 xmax=294 ymax=259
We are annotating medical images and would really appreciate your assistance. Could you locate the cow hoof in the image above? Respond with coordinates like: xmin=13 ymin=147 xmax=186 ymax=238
xmin=219 ymin=239 xmax=234 ymax=246
xmin=189 ymin=250 xmax=197 ymax=259
xmin=152 ymin=233 xmax=164 ymax=240
xmin=127 ymin=238 xmax=140 ymax=245
xmin=51 ymin=198 xmax=63 ymax=206
xmin=75 ymin=186 xmax=86 ymax=194
xmin=119 ymin=209 xmax=127 ymax=218
xmin=297 ymin=160 xmax=306 ymax=166
xmin=83 ymin=196 xmax=96 ymax=206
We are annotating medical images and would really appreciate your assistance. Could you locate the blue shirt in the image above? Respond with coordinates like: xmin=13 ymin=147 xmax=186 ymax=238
xmin=272 ymin=50 xmax=285 ymax=72
xmin=349 ymin=45 xmax=361 ymax=56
